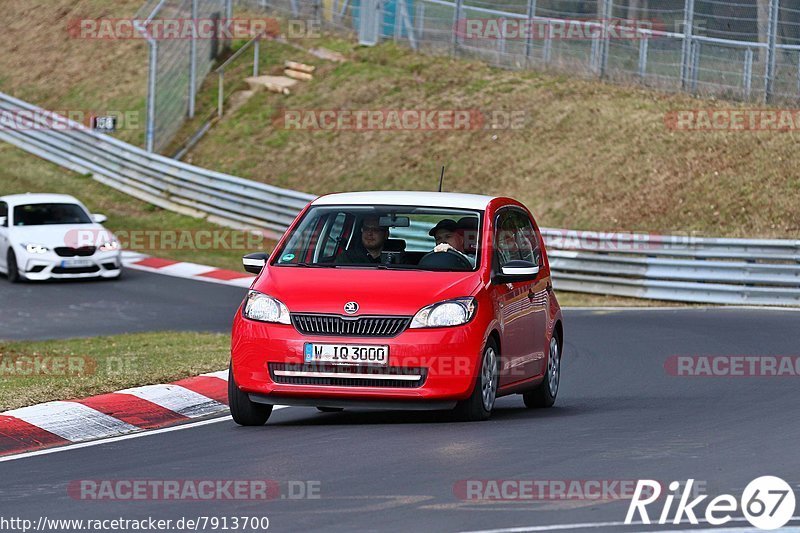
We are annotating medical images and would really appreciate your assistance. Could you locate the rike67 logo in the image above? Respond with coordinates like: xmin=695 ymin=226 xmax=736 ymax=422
xmin=626 ymin=477 xmax=796 ymax=530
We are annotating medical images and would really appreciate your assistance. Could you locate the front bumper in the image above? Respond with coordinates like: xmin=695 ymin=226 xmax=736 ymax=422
xmin=231 ymin=311 xmax=488 ymax=402
xmin=20 ymin=250 xmax=122 ymax=280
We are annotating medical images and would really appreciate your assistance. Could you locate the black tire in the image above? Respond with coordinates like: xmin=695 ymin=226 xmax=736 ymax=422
xmin=453 ymin=338 xmax=499 ymax=422
xmin=6 ymin=250 xmax=21 ymax=283
xmin=228 ymin=365 xmax=272 ymax=426
xmin=523 ymin=334 xmax=561 ymax=408
xmin=316 ymin=407 xmax=344 ymax=413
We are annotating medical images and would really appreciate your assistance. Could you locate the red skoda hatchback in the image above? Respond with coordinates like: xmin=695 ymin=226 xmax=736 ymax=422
xmin=229 ymin=192 xmax=563 ymax=424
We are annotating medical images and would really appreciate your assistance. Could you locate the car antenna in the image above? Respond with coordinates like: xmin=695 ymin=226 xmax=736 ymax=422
xmin=438 ymin=166 xmax=445 ymax=192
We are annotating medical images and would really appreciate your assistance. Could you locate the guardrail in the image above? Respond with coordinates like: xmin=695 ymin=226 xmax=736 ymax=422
xmin=1 ymin=91 xmax=799 ymax=306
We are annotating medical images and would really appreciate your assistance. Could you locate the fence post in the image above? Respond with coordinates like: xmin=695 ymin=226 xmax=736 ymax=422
xmin=638 ymin=34 xmax=649 ymax=80
xmin=254 ymin=38 xmax=260 ymax=77
xmin=690 ymin=39 xmax=700 ymax=93
xmin=218 ymin=71 xmax=225 ymax=117
xmin=188 ymin=0 xmax=198 ymax=119
xmin=543 ymin=19 xmax=552 ymax=64
xmin=451 ymin=0 xmax=463 ymax=57
xmin=680 ymin=0 xmax=695 ymax=90
xmin=524 ymin=0 xmax=537 ymax=67
xmin=398 ymin=0 xmax=418 ymax=50
xmin=744 ymin=47 xmax=754 ymax=100
xmin=225 ymin=0 xmax=232 ymax=20
xmin=146 ymin=39 xmax=158 ymax=153
xmin=764 ymin=0 xmax=779 ymax=102
xmin=599 ymin=0 xmax=612 ymax=78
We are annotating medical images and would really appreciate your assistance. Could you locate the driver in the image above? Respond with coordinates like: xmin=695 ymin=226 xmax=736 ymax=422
xmin=429 ymin=219 xmax=466 ymax=254
xmin=336 ymin=216 xmax=389 ymax=264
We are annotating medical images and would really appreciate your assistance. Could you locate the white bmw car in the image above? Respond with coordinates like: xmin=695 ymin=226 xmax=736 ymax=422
xmin=0 ymin=193 xmax=122 ymax=282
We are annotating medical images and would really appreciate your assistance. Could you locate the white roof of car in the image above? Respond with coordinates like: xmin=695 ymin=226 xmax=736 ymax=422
xmin=1 ymin=193 xmax=82 ymax=206
xmin=312 ymin=191 xmax=497 ymax=210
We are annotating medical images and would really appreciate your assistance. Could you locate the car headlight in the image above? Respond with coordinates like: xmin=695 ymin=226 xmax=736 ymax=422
xmin=99 ymin=240 xmax=121 ymax=252
xmin=410 ymin=297 xmax=477 ymax=328
xmin=24 ymin=243 xmax=49 ymax=254
xmin=242 ymin=290 xmax=291 ymax=324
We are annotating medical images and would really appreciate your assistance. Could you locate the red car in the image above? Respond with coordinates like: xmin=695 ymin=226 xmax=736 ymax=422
xmin=229 ymin=192 xmax=563 ymax=424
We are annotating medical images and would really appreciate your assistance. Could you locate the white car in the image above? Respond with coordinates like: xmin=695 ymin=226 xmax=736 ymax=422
xmin=0 ymin=193 xmax=122 ymax=282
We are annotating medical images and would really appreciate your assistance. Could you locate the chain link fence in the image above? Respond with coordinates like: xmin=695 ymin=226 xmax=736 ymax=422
xmin=137 ymin=0 xmax=233 ymax=153
xmin=235 ymin=0 xmax=800 ymax=104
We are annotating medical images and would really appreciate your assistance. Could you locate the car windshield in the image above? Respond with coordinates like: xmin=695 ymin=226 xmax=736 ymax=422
xmin=273 ymin=205 xmax=482 ymax=271
xmin=13 ymin=203 xmax=92 ymax=226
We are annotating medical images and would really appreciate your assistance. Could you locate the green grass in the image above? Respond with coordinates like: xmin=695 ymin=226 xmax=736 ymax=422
xmin=0 ymin=143 xmax=274 ymax=271
xmin=0 ymin=331 xmax=229 ymax=411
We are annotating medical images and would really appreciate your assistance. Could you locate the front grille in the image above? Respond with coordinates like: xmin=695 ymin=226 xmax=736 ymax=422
xmin=269 ymin=363 xmax=426 ymax=388
xmin=291 ymin=314 xmax=411 ymax=337
xmin=54 ymin=246 xmax=96 ymax=257
xmin=52 ymin=266 xmax=100 ymax=274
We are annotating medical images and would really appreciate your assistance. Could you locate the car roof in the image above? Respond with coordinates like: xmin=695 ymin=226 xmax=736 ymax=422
xmin=311 ymin=191 xmax=497 ymax=210
xmin=0 ymin=193 xmax=82 ymax=206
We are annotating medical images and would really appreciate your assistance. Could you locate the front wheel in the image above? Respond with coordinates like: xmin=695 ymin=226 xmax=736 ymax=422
xmin=453 ymin=338 xmax=499 ymax=422
xmin=228 ymin=365 xmax=272 ymax=426
xmin=523 ymin=334 xmax=561 ymax=408
xmin=6 ymin=250 xmax=21 ymax=283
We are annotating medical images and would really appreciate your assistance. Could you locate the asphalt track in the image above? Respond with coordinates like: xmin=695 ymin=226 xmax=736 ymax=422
xmin=0 ymin=269 xmax=246 ymax=340
xmin=1 ymin=273 xmax=799 ymax=532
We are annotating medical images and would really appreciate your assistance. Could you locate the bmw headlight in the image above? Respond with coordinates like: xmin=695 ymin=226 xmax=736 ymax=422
xmin=99 ymin=240 xmax=121 ymax=252
xmin=410 ymin=297 xmax=477 ymax=328
xmin=243 ymin=290 xmax=291 ymax=324
xmin=24 ymin=243 xmax=49 ymax=254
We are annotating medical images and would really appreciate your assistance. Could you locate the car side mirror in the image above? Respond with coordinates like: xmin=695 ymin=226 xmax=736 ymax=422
xmin=91 ymin=214 xmax=108 ymax=224
xmin=243 ymin=252 xmax=269 ymax=274
xmin=0 ymin=216 xmax=6 ymax=227
xmin=493 ymin=260 xmax=540 ymax=284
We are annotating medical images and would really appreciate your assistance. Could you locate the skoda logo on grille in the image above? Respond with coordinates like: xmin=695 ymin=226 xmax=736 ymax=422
xmin=344 ymin=302 xmax=359 ymax=315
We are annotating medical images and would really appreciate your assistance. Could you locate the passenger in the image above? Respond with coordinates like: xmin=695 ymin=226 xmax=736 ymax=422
xmin=429 ymin=219 xmax=466 ymax=254
xmin=336 ymin=216 xmax=389 ymax=264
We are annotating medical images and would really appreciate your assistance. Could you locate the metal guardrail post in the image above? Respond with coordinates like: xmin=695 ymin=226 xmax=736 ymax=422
xmin=764 ymin=0 xmax=779 ymax=103
xmin=189 ymin=0 xmax=199 ymax=119
xmin=680 ymin=0 xmax=695 ymax=90
xmin=218 ymin=70 xmax=225 ymax=117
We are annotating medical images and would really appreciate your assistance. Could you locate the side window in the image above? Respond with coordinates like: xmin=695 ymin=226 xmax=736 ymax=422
xmin=494 ymin=209 xmax=541 ymax=267
xmin=320 ymin=212 xmax=348 ymax=258
xmin=494 ymin=210 xmax=520 ymax=267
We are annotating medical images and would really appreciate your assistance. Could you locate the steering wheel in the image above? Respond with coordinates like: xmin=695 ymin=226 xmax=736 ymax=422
xmin=418 ymin=248 xmax=473 ymax=270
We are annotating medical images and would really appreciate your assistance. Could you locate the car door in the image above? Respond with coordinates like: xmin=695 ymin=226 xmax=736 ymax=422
xmin=512 ymin=209 xmax=549 ymax=378
xmin=493 ymin=207 xmax=538 ymax=387
xmin=0 ymin=201 xmax=9 ymax=270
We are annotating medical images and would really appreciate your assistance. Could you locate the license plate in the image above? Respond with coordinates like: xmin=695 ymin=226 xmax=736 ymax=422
xmin=60 ymin=259 xmax=94 ymax=268
xmin=304 ymin=343 xmax=389 ymax=366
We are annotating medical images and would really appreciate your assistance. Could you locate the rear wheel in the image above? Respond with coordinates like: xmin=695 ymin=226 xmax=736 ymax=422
xmin=6 ymin=250 xmax=21 ymax=283
xmin=228 ymin=365 xmax=272 ymax=426
xmin=523 ymin=334 xmax=561 ymax=408
xmin=453 ymin=338 xmax=499 ymax=422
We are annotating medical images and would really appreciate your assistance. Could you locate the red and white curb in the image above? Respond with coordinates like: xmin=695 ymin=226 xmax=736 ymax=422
xmin=0 ymin=370 xmax=231 ymax=457
xmin=122 ymin=251 xmax=256 ymax=288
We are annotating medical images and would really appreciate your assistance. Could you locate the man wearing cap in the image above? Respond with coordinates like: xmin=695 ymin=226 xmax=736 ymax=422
xmin=430 ymin=218 xmax=466 ymax=254
xmin=336 ymin=216 xmax=389 ymax=264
